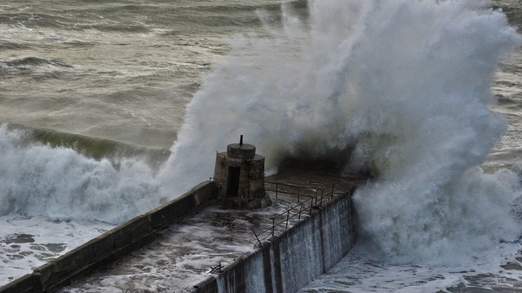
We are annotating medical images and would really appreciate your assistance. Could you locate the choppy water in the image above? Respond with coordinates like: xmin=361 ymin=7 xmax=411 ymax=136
xmin=0 ymin=0 xmax=522 ymax=292
xmin=0 ymin=0 xmax=281 ymax=284
xmin=0 ymin=0 xmax=285 ymax=149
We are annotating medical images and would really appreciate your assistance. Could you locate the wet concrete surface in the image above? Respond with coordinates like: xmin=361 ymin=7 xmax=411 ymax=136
xmin=57 ymin=172 xmax=365 ymax=293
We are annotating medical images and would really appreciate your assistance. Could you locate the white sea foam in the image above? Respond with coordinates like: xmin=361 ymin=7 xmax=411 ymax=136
xmin=162 ymin=0 xmax=522 ymax=262
xmin=0 ymin=215 xmax=113 ymax=286
xmin=300 ymin=243 xmax=522 ymax=293
xmin=0 ymin=126 xmax=160 ymax=224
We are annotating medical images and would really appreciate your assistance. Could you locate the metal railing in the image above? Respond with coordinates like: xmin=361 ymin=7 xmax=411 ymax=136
xmin=266 ymin=180 xmax=338 ymax=199
xmin=249 ymin=181 xmax=350 ymax=247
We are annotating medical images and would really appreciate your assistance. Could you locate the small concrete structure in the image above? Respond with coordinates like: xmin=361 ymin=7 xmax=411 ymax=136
xmin=214 ymin=136 xmax=271 ymax=209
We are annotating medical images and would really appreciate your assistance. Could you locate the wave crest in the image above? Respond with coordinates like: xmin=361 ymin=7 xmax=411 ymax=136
xmin=0 ymin=126 xmax=161 ymax=224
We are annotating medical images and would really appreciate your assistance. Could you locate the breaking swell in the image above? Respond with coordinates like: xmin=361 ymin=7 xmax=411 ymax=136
xmin=0 ymin=126 xmax=161 ymax=224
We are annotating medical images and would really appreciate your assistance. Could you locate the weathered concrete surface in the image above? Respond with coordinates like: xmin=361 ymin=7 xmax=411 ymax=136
xmin=0 ymin=274 xmax=42 ymax=293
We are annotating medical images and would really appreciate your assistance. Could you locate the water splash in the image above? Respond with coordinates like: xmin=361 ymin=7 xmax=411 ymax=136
xmin=162 ymin=0 xmax=522 ymax=262
xmin=0 ymin=126 xmax=160 ymax=224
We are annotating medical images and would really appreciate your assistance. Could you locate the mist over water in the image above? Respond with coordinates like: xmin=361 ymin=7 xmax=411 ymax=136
xmin=163 ymin=0 xmax=522 ymax=263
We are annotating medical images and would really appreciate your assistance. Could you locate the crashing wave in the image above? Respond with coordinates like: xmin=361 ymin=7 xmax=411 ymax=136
xmin=161 ymin=0 xmax=522 ymax=262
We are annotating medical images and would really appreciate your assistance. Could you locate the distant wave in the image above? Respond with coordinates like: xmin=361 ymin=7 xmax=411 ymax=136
xmin=0 ymin=57 xmax=72 ymax=76
xmin=0 ymin=3 xmax=281 ymax=33
xmin=0 ymin=12 xmax=149 ymax=33
xmin=496 ymin=94 xmax=520 ymax=105
xmin=0 ymin=40 xmax=28 ymax=50
xmin=2 ymin=57 xmax=71 ymax=68
xmin=92 ymin=3 xmax=285 ymax=15
xmin=86 ymin=24 xmax=150 ymax=33
xmin=0 ymin=13 xmax=71 ymax=29
xmin=7 ymin=124 xmax=170 ymax=168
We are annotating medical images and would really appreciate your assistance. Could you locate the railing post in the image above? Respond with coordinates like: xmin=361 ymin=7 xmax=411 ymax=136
xmin=275 ymin=183 xmax=279 ymax=200
xmin=272 ymin=217 xmax=276 ymax=240
xmin=252 ymin=229 xmax=263 ymax=247
xmin=285 ymin=209 xmax=290 ymax=230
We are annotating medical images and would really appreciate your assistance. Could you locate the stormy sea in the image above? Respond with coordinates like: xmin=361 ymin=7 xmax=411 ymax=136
xmin=1 ymin=0 xmax=522 ymax=292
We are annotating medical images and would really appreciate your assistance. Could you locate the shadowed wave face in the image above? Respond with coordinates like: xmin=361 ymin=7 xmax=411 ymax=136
xmin=162 ymin=0 xmax=522 ymax=263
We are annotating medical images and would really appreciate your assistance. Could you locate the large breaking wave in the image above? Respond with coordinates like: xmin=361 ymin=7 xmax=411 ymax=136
xmin=0 ymin=126 xmax=160 ymax=223
xmin=161 ymin=0 xmax=522 ymax=262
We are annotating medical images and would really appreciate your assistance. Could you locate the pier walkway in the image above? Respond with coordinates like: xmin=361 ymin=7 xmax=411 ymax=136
xmin=57 ymin=171 xmax=365 ymax=293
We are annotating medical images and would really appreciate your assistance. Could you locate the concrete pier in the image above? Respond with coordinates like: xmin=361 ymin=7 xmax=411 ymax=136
xmin=0 ymin=141 xmax=367 ymax=293
xmin=58 ymin=172 xmax=362 ymax=293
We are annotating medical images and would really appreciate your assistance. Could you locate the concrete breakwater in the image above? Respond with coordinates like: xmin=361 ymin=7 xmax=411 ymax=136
xmin=194 ymin=193 xmax=355 ymax=293
xmin=0 ymin=177 xmax=358 ymax=293
xmin=0 ymin=140 xmax=362 ymax=293
xmin=0 ymin=176 xmax=359 ymax=293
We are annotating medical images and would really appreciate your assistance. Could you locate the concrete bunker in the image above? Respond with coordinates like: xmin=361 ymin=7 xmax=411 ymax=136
xmin=214 ymin=136 xmax=271 ymax=209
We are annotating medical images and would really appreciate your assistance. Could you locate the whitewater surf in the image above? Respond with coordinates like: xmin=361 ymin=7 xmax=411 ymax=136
xmin=1 ymin=0 xmax=522 ymax=291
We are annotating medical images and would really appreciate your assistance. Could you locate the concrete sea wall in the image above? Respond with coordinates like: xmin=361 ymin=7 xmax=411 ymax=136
xmin=193 ymin=193 xmax=355 ymax=293
xmin=0 ymin=181 xmax=217 ymax=293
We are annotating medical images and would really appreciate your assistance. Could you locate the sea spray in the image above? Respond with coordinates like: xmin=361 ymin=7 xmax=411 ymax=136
xmin=162 ymin=0 xmax=522 ymax=262
xmin=0 ymin=126 xmax=160 ymax=224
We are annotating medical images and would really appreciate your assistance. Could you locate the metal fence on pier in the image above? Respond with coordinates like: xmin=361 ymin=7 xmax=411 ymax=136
xmin=249 ymin=181 xmax=352 ymax=247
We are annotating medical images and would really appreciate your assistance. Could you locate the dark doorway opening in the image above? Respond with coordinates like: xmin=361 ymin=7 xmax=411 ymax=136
xmin=227 ymin=166 xmax=240 ymax=197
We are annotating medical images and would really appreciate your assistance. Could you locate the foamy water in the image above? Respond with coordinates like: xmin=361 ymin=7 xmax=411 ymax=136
xmin=1 ymin=0 xmax=522 ymax=291
xmin=0 ymin=216 xmax=113 ymax=285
